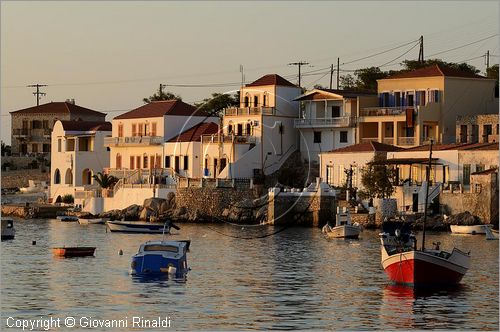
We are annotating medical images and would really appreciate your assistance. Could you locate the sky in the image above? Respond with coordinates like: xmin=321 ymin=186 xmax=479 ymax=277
xmin=1 ymin=1 xmax=499 ymax=144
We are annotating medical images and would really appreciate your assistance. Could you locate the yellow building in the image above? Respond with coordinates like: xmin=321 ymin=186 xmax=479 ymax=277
xmin=357 ymin=64 xmax=498 ymax=147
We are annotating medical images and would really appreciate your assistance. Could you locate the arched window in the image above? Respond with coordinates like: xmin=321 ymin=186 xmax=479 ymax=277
xmin=263 ymin=93 xmax=268 ymax=107
xmin=54 ymin=169 xmax=61 ymax=184
xmin=244 ymin=96 xmax=249 ymax=107
xmin=228 ymin=122 xmax=233 ymax=135
xmin=65 ymin=168 xmax=73 ymax=185
xmin=82 ymin=168 xmax=92 ymax=185
xmin=254 ymin=95 xmax=259 ymax=107
xmin=116 ymin=153 xmax=122 ymax=169
xmin=246 ymin=121 xmax=252 ymax=136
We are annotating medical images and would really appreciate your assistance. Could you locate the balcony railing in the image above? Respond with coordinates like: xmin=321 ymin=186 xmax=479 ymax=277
xmin=104 ymin=136 xmax=164 ymax=147
xmin=361 ymin=137 xmax=378 ymax=143
xmin=13 ymin=128 xmax=29 ymax=137
xmin=12 ymin=128 xmax=51 ymax=139
xmin=201 ymin=134 xmax=257 ymax=144
xmin=360 ymin=136 xmax=416 ymax=146
xmin=224 ymin=107 xmax=275 ymax=116
xmin=294 ymin=117 xmax=355 ymax=128
xmin=397 ymin=137 xmax=416 ymax=146
xmin=383 ymin=137 xmax=395 ymax=145
xmin=359 ymin=106 xmax=414 ymax=117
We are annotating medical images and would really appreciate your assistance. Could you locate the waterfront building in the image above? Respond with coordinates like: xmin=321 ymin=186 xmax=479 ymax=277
xmin=356 ymin=64 xmax=498 ymax=147
xmin=293 ymin=88 xmax=377 ymax=163
xmin=10 ymin=100 xmax=106 ymax=156
xmin=455 ymin=113 xmax=499 ymax=143
xmin=201 ymin=74 xmax=302 ymax=179
xmin=49 ymin=120 xmax=111 ymax=203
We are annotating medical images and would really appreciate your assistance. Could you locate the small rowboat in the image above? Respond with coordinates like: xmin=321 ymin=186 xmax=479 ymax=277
xmin=450 ymin=224 xmax=491 ymax=235
xmin=52 ymin=247 xmax=96 ymax=257
xmin=78 ymin=218 xmax=105 ymax=225
xmin=107 ymin=220 xmax=172 ymax=234
xmin=56 ymin=215 xmax=79 ymax=222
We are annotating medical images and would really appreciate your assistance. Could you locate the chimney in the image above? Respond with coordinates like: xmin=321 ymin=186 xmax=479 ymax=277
xmin=65 ymin=99 xmax=76 ymax=105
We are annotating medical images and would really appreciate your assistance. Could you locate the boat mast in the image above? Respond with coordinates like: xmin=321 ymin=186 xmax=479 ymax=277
xmin=421 ymin=139 xmax=433 ymax=251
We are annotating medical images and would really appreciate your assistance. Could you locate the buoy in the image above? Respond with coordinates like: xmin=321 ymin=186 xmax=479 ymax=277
xmin=118 ymin=249 xmax=123 ymax=255
xmin=32 ymin=240 xmax=36 ymax=245
xmin=168 ymin=266 xmax=177 ymax=275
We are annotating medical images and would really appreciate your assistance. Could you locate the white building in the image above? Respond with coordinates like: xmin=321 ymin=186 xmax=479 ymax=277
xmin=50 ymin=120 xmax=111 ymax=202
xmin=201 ymin=74 xmax=302 ymax=179
xmin=294 ymin=89 xmax=377 ymax=163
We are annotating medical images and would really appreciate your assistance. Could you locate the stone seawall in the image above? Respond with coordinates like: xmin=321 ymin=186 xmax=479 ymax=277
xmin=1 ymin=169 xmax=50 ymax=189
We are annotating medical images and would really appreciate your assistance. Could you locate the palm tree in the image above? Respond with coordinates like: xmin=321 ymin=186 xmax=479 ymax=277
xmin=92 ymin=172 xmax=118 ymax=189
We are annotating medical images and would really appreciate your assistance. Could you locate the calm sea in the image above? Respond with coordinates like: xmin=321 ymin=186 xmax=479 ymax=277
xmin=1 ymin=219 xmax=498 ymax=330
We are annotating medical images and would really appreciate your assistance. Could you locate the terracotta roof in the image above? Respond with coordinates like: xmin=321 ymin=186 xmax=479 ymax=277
xmin=404 ymin=142 xmax=499 ymax=151
xmin=246 ymin=74 xmax=297 ymax=87
xmin=295 ymin=88 xmax=376 ymax=101
xmin=325 ymin=141 xmax=403 ymax=153
xmin=385 ymin=64 xmax=487 ymax=80
xmin=10 ymin=102 xmax=106 ymax=117
xmin=168 ymin=122 xmax=219 ymax=142
xmin=114 ymin=100 xmax=209 ymax=119
xmin=60 ymin=120 xmax=112 ymax=132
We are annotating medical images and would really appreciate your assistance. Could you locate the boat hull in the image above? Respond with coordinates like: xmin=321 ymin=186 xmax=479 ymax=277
xmin=52 ymin=247 xmax=96 ymax=257
xmin=325 ymin=225 xmax=360 ymax=239
xmin=450 ymin=224 xmax=489 ymax=235
xmin=56 ymin=216 xmax=79 ymax=222
xmin=78 ymin=218 xmax=105 ymax=225
xmin=381 ymin=249 xmax=469 ymax=286
xmin=1 ymin=219 xmax=15 ymax=240
xmin=107 ymin=221 xmax=170 ymax=233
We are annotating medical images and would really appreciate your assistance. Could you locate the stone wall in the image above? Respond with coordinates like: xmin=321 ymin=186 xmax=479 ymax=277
xmin=174 ymin=186 xmax=259 ymax=221
xmin=1 ymin=169 xmax=50 ymax=189
xmin=440 ymin=171 xmax=498 ymax=224
xmin=456 ymin=114 xmax=499 ymax=143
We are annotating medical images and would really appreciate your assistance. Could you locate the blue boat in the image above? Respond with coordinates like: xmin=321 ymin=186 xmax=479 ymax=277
xmin=130 ymin=240 xmax=190 ymax=277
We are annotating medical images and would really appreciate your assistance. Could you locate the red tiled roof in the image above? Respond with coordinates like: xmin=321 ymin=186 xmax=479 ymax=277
xmin=403 ymin=142 xmax=499 ymax=151
xmin=385 ymin=64 xmax=487 ymax=80
xmin=168 ymin=122 xmax=219 ymax=142
xmin=10 ymin=102 xmax=106 ymax=117
xmin=60 ymin=120 xmax=112 ymax=132
xmin=326 ymin=141 xmax=403 ymax=153
xmin=114 ymin=100 xmax=210 ymax=119
xmin=246 ymin=74 xmax=297 ymax=87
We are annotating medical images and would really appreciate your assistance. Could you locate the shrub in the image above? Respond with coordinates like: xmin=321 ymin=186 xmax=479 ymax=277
xmin=61 ymin=194 xmax=74 ymax=204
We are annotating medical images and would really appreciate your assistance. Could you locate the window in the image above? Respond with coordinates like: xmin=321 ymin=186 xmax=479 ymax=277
xmin=32 ymin=120 xmax=42 ymax=129
xmin=237 ymin=123 xmax=243 ymax=136
xmin=32 ymin=144 xmax=38 ymax=153
xmin=145 ymin=124 xmax=150 ymax=136
xmin=150 ymin=155 xmax=154 ymax=169
xmin=143 ymin=155 xmax=148 ymax=169
xmin=183 ymin=156 xmax=189 ymax=170
xmin=42 ymin=120 xmax=49 ymax=129
xmin=395 ymin=92 xmax=401 ymax=106
xmin=463 ymin=164 xmax=471 ymax=185
xmin=220 ymin=158 xmax=227 ymax=171
xmin=244 ymin=96 xmax=249 ymax=107
xmin=340 ymin=131 xmax=348 ymax=143
xmin=43 ymin=144 xmax=50 ymax=153
xmin=332 ymin=106 xmax=341 ymax=118
xmin=57 ymin=139 xmax=62 ymax=152
xmin=165 ymin=156 xmax=171 ymax=168
xmin=132 ymin=124 xmax=137 ymax=137
xmin=152 ymin=123 xmax=157 ymax=136
xmin=483 ymin=124 xmax=492 ymax=142
xmin=246 ymin=122 xmax=252 ymax=135
xmin=326 ymin=165 xmax=334 ymax=185
xmin=130 ymin=156 xmax=135 ymax=169
xmin=228 ymin=124 xmax=233 ymax=135
xmin=138 ymin=123 xmax=144 ymax=136
xmin=263 ymin=94 xmax=267 ymax=106
xmin=314 ymin=131 xmax=321 ymax=143
xmin=54 ymin=169 xmax=61 ymax=184
xmin=155 ymin=155 xmax=161 ymax=168
xmin=118 ymin=124 xmax=123 ymax=137
xmin=116 ymin=154 xmax=122 ymax=169
xmin=136 ymin=156 xmax=141 ymax=169
xmin=174 ymin=156 xmax=180 ymax=172
xmin=253 ymin=96 xmax=259 ymax=107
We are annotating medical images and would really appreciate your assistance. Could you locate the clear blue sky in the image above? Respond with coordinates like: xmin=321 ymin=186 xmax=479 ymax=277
xmin=1 ymin=1 xmax=498 ymax=144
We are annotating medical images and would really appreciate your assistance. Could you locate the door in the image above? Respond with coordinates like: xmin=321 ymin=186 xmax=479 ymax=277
xmin=412 ymin=193 xmax=419 ymax=212
xmin=174 ymin=156 xmax=180 ymax=173
xmin=213 ymin=158 xmax=218 ymax=178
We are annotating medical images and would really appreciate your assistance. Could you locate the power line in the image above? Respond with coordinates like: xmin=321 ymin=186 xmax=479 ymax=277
xmin=379 ymin=41 xmax=421 ymax=68
xmin=426 ymin=34 xmax=499 ymax=58
xmin=339 ymin=38 xmax=420 ymax=66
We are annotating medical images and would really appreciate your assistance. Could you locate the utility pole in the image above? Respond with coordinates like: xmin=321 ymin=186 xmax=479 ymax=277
xmin=485 ymin=50 xmax=490 ymax=71
xmin=337 ymin=57 xmax=340 ymax=89
xmin=27 ymin=84 xmax=47 ymax=106
xmin=418 ymin=35 xmax=424 ymax=63
xmin=329 ymin=64 xmax=334 ymax=89
xmin=159 ymin=83 xmax=166 ymax=96
xmin=288 ymin=61 xmax=309 ymax=88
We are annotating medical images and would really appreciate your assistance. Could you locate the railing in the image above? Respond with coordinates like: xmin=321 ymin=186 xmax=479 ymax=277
xmin=103 ymin=136 xmax=164 ymax=146
xmin=201 ymin=134 xmax=257 ymax=144
xmin=359 ymin=106 xmax=413 ymax=117
xmin=397 ymin=137 xmax=416 ymax=146
xmin=224 ymin=107 xmax=275 ymax=116
xmin=294 ymin=117 xmax=355 ymax=128
xmin=383 ymin=137 xmax=395 ymax=145
xmin=361 ymin=137 xmax=378 ymax=143
xmin=13 ymin=128 xmax=29 ymax=137
xmin=12 ymin=128 xmax=51 ymax=137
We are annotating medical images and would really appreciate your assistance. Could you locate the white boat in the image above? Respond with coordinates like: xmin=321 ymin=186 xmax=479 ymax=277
xmin=322 ymin=208 xmax=360 ymax=239
xmin=485 ymin=227 xmax=499 ymax=240
xmin=19 ymin=180 xmax=48 ymax=194
xmin=107 ymin=220 xmax=172 ymax=234
xmin=450 ymin=224 xmax=491 ymax=235
xmin=78 ymin=218 xmax=106 ymax=225
xmin=56 ymin=215 xmax=79 ymax=222
xmin=1 ymin=218 xmax=15 ymax=240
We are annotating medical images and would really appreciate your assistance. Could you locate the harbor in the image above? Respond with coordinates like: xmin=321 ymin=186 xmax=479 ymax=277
xmin=1 ymin=218 xmax=498 ymax=330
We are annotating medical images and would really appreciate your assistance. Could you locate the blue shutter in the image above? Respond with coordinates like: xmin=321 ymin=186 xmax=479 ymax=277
xmin=379 ymin=94 xmax=383 ymax=107
xmin=402 ymin=93 xmax=406 ymax=106
xmin=389 ymin=93 xmax=395 ymax=107
xmin=434 ymin=90 xmax=439 ymax=103
xmin=415 ymin=91 xmax=420 ymax=106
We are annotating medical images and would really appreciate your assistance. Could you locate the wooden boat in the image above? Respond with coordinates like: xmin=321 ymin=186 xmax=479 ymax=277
xmin=379 ymin=141 xmax=470 ymax=287
xmin=130 ymin=240 xmax=189 ymax=277
xmin=1 ymin=218 xmax=15 ymax=240
xmin=56 ymin=215 xmax=79 ymax=222
xmin=107 ymin=220 xmax=172 ymax=234
xmin=485 ymin=227 xmax=499 ymax=240
xmin=322 ymin=208 xmax=360 ymax=239
xmin=52 ymin=247 xmax=96 ymax=257
xmin=450 ymin=224 xmax=491 ymax=235
xmin=78 ymin=218 xmax=106 ymax=225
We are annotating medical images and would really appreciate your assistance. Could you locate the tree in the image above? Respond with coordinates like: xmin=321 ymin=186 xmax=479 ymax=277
xmin=354 ymin=67 xmax=390 ymax=91
xmin=143 ymin=84 xmax=182 ymax=103
xmin=92 ymin=172 xmax=118 ymax=189
xmin=401 ymin=59 xmax=480 ymax=75
xmin=194 ymin=92 xmax=239 ymax=117
xmin=487 ymin=64 xmax=499 ymax=97
xmin=360 ymin=155 xmax=395 ymax=199
xmin=1 ymin=141 xmax=11 ymax=157
xmin=339 ymin=74 xmax=356 ymax=90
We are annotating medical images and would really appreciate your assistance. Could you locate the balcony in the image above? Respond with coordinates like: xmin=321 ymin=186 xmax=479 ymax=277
xmin=224 ymin=107 xmax=275 ymax=116
xmin=13 ymin=128 xmax=29 ymax=137
xmin=201 ymin=134 xmax=257 ymax=144
xmin=294 ymin=117 xmax=355 ymax=129
xmin=397 ymin=137 xmax=416 ymax=146
xmin=31 ymin=128 xmax=51 ymax=139
xmin=360 ymin=136 xmax=416 ymax=146
xmin=104 ymin=136 xmax=164 ymax=147
xmin=359 ymin=106 xmax=414 ymax=117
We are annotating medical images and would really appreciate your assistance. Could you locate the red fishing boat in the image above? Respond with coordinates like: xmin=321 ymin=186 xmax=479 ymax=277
xmin=379 ymin=141 xmax=471 ymax=287
xmin=52 ymin=247 xmax=96 ymax=257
